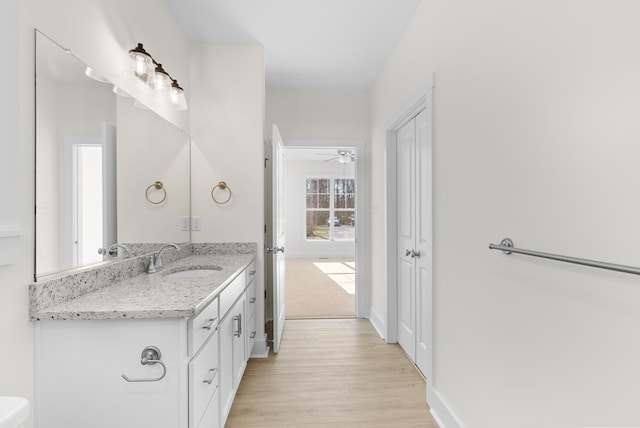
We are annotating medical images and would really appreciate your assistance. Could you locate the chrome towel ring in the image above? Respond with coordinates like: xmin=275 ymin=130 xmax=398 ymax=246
xmin=122 ymin=346 xmax=167 ymax=383
xmin=145 ymin=181 xmax=167 ymax=205
xmin=211 ymin=181 xmax=232 ymax=204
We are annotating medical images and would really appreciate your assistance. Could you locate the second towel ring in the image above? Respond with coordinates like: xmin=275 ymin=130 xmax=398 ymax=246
xmin=211 ymin=181 xmax=232 ymax=204
xmin=146 ymin=181 xmax=167 ymax=205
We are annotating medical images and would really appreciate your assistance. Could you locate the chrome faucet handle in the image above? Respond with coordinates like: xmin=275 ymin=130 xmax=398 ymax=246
xmin=147 ymin=243 xmax=180 ymax=273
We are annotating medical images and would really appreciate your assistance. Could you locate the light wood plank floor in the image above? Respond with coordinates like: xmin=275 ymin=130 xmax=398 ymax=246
xmin=226 ymin=318 xmax=437 ymax=427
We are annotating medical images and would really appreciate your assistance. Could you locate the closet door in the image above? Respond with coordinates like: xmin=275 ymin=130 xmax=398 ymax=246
xmin=396 ymin=107 xmax=432 ymax=377
xmin=396 ymin=118 xmax=416 ymax=360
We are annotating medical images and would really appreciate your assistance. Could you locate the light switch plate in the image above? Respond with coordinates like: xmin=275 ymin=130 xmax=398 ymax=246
xmin=180 ymin=216 xmax=190 ymax=231
xmin=191 ymin=216 xmax=201 ymax=231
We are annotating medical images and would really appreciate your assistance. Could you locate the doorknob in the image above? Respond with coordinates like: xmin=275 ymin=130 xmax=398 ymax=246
xmin=412 ymin=250 xmax=421 ymax=259
xmin=275 ymin=247 xmax=285 ymax=253
xmin=405 ymin=249 xmax=412 ymax=257
xmin=265 ymin=246 xmax=273 ymax=253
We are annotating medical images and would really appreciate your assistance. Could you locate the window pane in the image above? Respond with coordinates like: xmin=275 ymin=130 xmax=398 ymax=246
xmin=318 ymin=179 xmax=330 ymax=194
xmin=334 ymin=194 xmax=346 ymax=208
xmin=334 ymin=210 xmax=355 ymax=240
xmin=306 ymin=211 xmax=330 ymax=240
xmin=306 ymin=178 xmax=317 ymax=193
xmin=346 ymin=193 xmax=355 ymax=209
xmin=306 ymin=194 xmax=318 ymax=209
xmin=318 ymin=194 xmax=330 ymax=209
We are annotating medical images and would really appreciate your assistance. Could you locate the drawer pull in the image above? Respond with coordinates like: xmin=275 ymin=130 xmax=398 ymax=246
xmin=250 ymin=331 xmax=256 ymax=339
xmin=249 ymin=297 xmax=256 ymax=304
xmin=234 ymin=314 xmax=242 ymax=337
xmin=203 ymin=368 xmax=218 ymax=385
xmin=249 ymin=270 xmax=256 ymax=275
xmin=202 ymin=317 xmax=218 ymax=330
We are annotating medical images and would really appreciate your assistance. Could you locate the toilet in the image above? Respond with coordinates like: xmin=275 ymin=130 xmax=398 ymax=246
xmin=0 ymin=397 xmax=29 ymax=428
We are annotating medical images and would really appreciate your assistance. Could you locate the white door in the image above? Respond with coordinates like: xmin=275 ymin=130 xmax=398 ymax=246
xmin=396 ymin=119 xmax=416 ymax=359
xmin=396 ymin=107 xmax=433 ymax=377
xmin=415 ymin=108 xmax=433 ymax=378
xmin=271 ymin=125 xmax=286 ymax=353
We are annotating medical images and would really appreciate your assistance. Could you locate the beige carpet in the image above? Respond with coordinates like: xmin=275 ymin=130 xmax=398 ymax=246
xmin=285 ymin=258 xmax=355 ymax=318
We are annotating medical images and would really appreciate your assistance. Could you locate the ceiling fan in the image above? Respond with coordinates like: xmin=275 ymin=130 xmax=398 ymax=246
xmin=317 ymin=150 xmax=355 ymax=164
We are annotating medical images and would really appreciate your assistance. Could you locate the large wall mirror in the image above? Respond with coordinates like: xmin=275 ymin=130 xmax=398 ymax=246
xmin=35 ymin=30 xmax=191 ymax=280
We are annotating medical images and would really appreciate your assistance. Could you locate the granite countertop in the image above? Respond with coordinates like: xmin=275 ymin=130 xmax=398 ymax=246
xmin=31 ymin=253 xmax=255 ymax=321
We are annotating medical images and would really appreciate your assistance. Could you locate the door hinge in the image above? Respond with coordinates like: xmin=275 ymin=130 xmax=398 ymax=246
xmin=264 ymin=224 xmax=267 ymax=234
xmin=264 ymin=290 xmax=267 ymax=299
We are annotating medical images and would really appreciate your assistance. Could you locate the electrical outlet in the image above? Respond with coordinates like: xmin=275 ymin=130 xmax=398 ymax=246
xmin=180 ymin=216 xmax=190 ymax=231
xmin=191 ymin=216 xmax=201 ymax=231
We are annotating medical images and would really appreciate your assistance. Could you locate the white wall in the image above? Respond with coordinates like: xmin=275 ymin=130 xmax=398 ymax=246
xmin=189 ymin=43 xmax=266 ymax=350
xmin=0 ymin=2 xmax=190 ymax=426
xmin=117 ymin=98 xmax=190 ymax=244
xmin=266 ymin=89 xmax=370 ymax=140
xmin=0 ymin=0 xmax=32 ymax=416
xmin=371 ymin=1 xmax=640 ymax=426
xmin=284 ymin=159 xmax=355 ymax=258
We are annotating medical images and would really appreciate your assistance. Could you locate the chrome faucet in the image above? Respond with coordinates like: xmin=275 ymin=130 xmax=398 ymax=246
xmin=98 ymin=243 xmax=132 ymax=258
xmin=108 ymin=243 xmax=131 ymax=258
xmin=147 ymin=243 xmax=180 ymax=273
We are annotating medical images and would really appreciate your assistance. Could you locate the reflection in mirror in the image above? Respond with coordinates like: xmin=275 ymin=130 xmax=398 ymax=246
xmin=35 ymin=30 xmax=190 ymax=280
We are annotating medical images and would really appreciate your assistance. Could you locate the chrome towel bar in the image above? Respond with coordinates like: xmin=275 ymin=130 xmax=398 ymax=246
xmin=489 ymin=237 xmax=640 ymax=276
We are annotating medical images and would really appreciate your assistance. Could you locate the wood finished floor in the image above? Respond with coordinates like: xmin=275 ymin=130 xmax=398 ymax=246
xmin=226 ymin=318 xmax=437 ymax=427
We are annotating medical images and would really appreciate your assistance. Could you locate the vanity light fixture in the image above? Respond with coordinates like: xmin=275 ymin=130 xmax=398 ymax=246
xmin=170 ymin=79 xmax=188 ymax=110
xmin=128 ymin=43 xmax=155 ymax=86
xmin=127 ymin=43 xmax=188 ymax=110
xmin=84 ymin=66 xmax=110 ymax=83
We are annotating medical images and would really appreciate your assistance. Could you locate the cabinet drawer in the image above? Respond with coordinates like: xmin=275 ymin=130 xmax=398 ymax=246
xmin=246 ymin=261 xmax=256 ymax=285
xmin=189 ymin=334 xmax=219 ymax=428
xmin=246 ymin=281 xmax=257 ymax=320
xmin=220 ymin=271 xmax=246 ymax=317
xmin=188 ymin=298 xmax=219 ymax=358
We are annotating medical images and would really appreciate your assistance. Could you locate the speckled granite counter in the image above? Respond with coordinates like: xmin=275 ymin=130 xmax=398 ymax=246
xmin=30 ymin=243 xmax=256 ymax=321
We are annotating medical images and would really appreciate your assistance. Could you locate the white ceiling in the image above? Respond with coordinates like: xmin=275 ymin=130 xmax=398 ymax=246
xmin=164 ymin=0 xmax=422 ymax=90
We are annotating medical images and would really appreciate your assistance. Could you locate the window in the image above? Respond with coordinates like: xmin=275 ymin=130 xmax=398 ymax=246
xmin=306 ymin=178 xmax=355 ymax=241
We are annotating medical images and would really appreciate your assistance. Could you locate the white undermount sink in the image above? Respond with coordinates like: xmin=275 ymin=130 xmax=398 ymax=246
xmin=0 ymin=397 xmax=28 ymax=428
xmin=164 ymin=267 xmax=222 ymax=279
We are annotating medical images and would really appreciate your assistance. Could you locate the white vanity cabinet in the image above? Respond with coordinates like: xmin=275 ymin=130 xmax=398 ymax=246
xmin=219 ymin=262 xmax=255 ymax=425
xmin=34 ymin=259 xmax=256 ymax=428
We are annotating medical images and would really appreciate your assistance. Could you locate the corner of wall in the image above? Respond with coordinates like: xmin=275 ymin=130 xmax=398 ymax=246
xmin=428 ymin=384 xmax=466 ymax=428
xmin=368 ymin=307 xmax=386 ymax=340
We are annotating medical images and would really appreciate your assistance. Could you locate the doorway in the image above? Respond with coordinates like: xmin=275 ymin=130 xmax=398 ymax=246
xmin=265 ymin=138 xmax=368 ymax=341
xmin=283 ymin=146 xmax=357 ymax=319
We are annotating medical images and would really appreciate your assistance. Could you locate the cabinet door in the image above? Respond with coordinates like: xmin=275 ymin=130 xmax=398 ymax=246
xmin=219 ymin=311 xmax=235 ymax=423
xmin=232 ymin=294 xmax=246 ymax=389
xmin=37 ymin=318 xmax=187 ymax=428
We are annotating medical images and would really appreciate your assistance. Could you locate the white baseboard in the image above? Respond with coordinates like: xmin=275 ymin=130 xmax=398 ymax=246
xmin=368 ymin=307 xmax=385 ymax=340
xmin=428 ymin=385 xmax=466 ymax=428
xmin=250 ymin=334 xmax=270 ymax=358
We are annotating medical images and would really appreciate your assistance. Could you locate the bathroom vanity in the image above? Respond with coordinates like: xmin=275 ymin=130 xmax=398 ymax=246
xmin=31 ymin=244 xmax=257 ymax=428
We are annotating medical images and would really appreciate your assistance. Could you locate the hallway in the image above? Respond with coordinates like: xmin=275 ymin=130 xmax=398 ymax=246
xmin=226 ymin=318 xmax=436 ymax=427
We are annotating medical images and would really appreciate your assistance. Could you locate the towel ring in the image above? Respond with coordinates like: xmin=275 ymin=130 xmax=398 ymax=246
xmin=146 ymin=181 xmax=167 ymax=205
xmin=211 ymin=181 xmax=232 ymax=204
